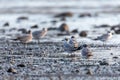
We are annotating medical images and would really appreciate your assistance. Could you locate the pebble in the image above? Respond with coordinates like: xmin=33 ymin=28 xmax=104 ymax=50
xmin=17 ymin=63 xmax=26 ymax=67
xmin=71 ymin=29 xmax=78 ymax=33
xmin=31 ymin=24 xmax=39 ymax=28
xmin=59 ymin=23 xmax=69 ymax=32
xmin=3 ymin=22 xmax=9 ymax=27
xmin=55 ymin=12 xmax=73 ymax=17
xmin=17 ymin=16 xmax=28 ymax=20
xmin=79 ymin=31 xmax=87 ymax=37
xmin=79 ymin=13 xmax=92 ymax=17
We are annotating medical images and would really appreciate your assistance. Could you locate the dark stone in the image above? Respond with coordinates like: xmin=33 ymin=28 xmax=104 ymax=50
xmin=110 ymin=53 xmax=113 ymax=55
xmin=100 ymin=24 xmax=110 ymax=27
xmin=79 ymin=13 xmax=92 ymax=17
xmin=56 ymin=47 xmax=60 ymax=50
xmin=99 ymin=61 xmax=109 ymax=65
xmin=3 ymin=22 xmax=9 ymax=26
xmin=54 ymin=60 xmax=57 ymax=63
xmin=48 ymin=27 xmax=58 ymax=30
xmin=71 ymin=29 xmax=78 ymax=33
xmin=111 ymin=24 xmax=120 ymax=30
xmin=55 ymin=12 xmax=73 ymax=17
xmin=113 ymin=56 xmax=118 ymax=59
xmin=118 ymin=69 xmax=120 ymax=71
xmin=18 ymin=28 xmax=27 ymax=34
xmin=29 ymin=48 xmax=32 ymax=50
xmin=75 ymin=70 xmax=79 ymax=73
xmin=31 ymin=25 xmax=38 ymax=28
xmin=57 ymin=32 xmax=70 ymax=36
xmin=79 ymin=31 xmax=87 ymax=37
xmin=17 ymin=16 xmax=28 ymax=20
xmin=60 ymin=59 xmax=64 ymax=61
xmin=114 ymin=29 xmax=120 ymax=34
xmin=17 ymin=63 xmax=25 ymax=67
xmin=94 ymin=24 xmax=111 ymax=28
xmin=51 ymin=20 xmax=57 ymax=24
xmin=59 ymin=23 xmax=69 ymax=32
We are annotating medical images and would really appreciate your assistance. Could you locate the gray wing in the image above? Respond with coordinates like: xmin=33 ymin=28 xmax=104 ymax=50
xmin=94 ymin=33 xmax=108 ymax=41
xmin=32 ymin=30 xmax=42 ymax=39
xmin=69 ymin=39 xmax=78 ymax=48
xmin=82 ymin=48 xmax=91 ymax=56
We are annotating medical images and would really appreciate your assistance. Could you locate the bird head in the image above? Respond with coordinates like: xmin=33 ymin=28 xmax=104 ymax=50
xmin=71 ymin=36 xmax=75 ymax=39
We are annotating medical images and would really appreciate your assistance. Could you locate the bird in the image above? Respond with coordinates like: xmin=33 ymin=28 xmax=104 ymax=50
xmin=62 ymin=38 xmax=72 ymax=51
xmin=32 ymin=28 xmax=48 ymax=43
xmin=12 ymin=30 xmax=32 ymax=47
xmin=69 ymin=36 xmax=79 ymax=49
xmin=94 ymin=31 xmax=112 ymax=47
xmin=81 ymin=44 xmax=93 ymax=59
xmin=62 ymin=36 xmax=82 ymax=52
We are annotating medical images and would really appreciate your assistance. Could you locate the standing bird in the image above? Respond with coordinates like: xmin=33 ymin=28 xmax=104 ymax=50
xmin=62 ymin=36 xmax=82 ymax=52
xmin=32 ymin=28 xmax=48 ymax=43
xmin=69 ymin=36 xmax=79 ymax=49
xmin=94 ymin=31 xmax=112 ymax=47
xmin=81 ymin=44 xmax=93 ymax=59
xmin=62 ymin=38 xmax=74 ymax=51
xmin=12 ymin=30 xmax=33 ymax=47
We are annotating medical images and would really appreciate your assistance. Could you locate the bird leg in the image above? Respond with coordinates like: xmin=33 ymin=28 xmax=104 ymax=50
xmin=103 ymin=41 xmax=106 ymax=49
xmin=24 ymin=43 xmax=27 ymax=48
xmin=38 ymin=39 xmax=40 ymax=44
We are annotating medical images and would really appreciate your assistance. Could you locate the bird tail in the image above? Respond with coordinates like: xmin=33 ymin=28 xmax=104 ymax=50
xmin=76 ymin=45 xmax=83 ymax=50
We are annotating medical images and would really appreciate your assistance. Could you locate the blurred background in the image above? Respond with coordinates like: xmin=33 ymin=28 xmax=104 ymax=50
xmin=1 ymin=0 xmax=120 ymax=14
xmin=0 ymin=0 xmax=120 ymax=42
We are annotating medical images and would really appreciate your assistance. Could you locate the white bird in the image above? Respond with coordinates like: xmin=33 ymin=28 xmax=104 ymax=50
xmin=94 ymin=31 xmax=112 ymax=47
xmin=94 ymin=31 xmax=112 ymax=42
xmin=32 ymin=28 xmax=48 ymax=43
xmin=62 ymin=38 xmax=72 ymax=51
xmin=62 ymin=36 xmax=82 ymax=52
xmin=81 ymin=44 xmax=93 ymax=59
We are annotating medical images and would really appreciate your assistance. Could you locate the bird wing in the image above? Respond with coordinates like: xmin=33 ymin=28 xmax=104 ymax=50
xmin=69 ymin=39 xmax=78 ymax=48
xmin=32 ymin=30 xmax=42 ymax=38
xmin=32 ymin=31 xmax=41 ymax=35
xmin=82 ymin=48 xmax=92 ymax=56
xmin=94 ymin=33 xmax=108 ymax=40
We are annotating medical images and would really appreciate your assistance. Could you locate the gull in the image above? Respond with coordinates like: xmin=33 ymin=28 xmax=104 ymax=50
xmin=81 ymin=44 xmax=93 ymax=59
xmin=94 ymin=31 xmax=112 ymax=47
xmin=62 ymin=38 xmax=72 ymax=51
xmin=32 ymin=28 xmax=48 ymax=43
xmin=62 ymin=36 xmax=82 ymax=52
xmin=12 ymin=30 xmax=32 ymax=47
